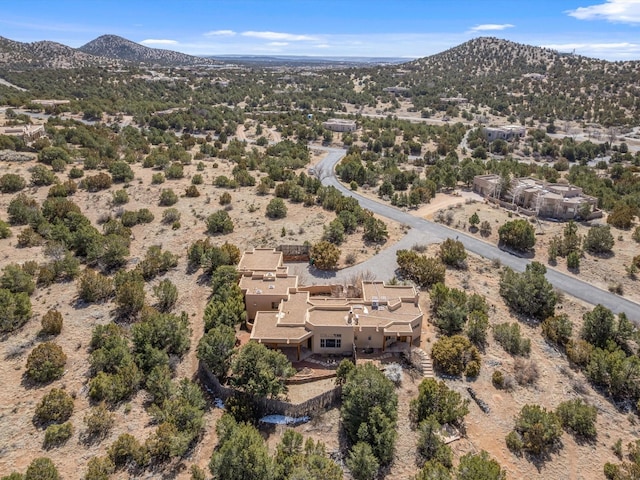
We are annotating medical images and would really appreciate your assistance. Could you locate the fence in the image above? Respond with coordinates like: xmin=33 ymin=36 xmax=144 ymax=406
xmin=277 ymin=244 xmax=310 ymax=262
xmin=198 ymin=361 xmax=343 ymax=418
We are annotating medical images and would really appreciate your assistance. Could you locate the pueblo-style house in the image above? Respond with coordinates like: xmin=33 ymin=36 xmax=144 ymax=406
xmin=238 ymin=248 xmax=423 ymax=360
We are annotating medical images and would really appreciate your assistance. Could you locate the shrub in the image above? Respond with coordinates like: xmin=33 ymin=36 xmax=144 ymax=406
xmin=77 ymin=269 xmax=114 ymax=303
xmin=633 ymin=226 xmax=640 ymax=243
xmin=43 ymin=422 xmax=73 ymax=448
xmin=153 ymin=279 xmax=178 ymax=312
xmin=111 ymin=189 xmax=129 ymax=205
xmin=26 ymin=342 xmax=67 ymax=383
xmin=114 ymin=270 xmax=145 ymax=318
xmin=431 ymin=335 xmax=481 ymax=377
xmin=137 ymin=208 xmax=154 ymax=223
xmin=25 ymin=457 xmax=60 ymax=480
xmin=185 ymin=185 xmax=200 ymax=197
xmin=83 ymin=172 xmax=113 ymax=191
xmin=120 ymin=210 xmax=139 ymax=227
xmin=493 ymin=323 xmax=531 ymax=356
xmin=151 ymin=172 xmax=165 ymax=184
xmin=566 ymin=250 xmax=580 ymax=269
xmin=7 ymin=193 xmax=40 ymax=225
xmin=0 ymin=173 xmax=26 ymax=193
xmin=69 ymin=166 xmax=84 ymax=179
xmin=83 ymin=403 xmax=115 ymax=439
xmin=583 ymin=225 xmax=615 ymax=254
xmin=1 ymin=263 xmax=36 ymax=295
xmin=84 ymin=456 xmax=115 ymax=480
xmin=607 ymin=203 xmax=636 ymax=229
xmin=396 ymin=250 xmax=445 ymax=288
xmin=310 ymin=241 xmax=340 ymax=270
xmin=438 ymin=238 xmax=467 ymax=268
xmin=505 ymin=430 xmax=523 ymax=453
xmin=159 ymin=188 xmax=178 ymax=206
xmin=34 ymin=388 xmax=74 ymax=425
xmin=498 ymin=219 xmax=535 ymax=252
xmin=479 ymin=220 xmax=492 ymax=237
xmin=513 ymin=358 xmax=539 ymax=386
xmin=162 ymin=208 xmax=181 ymax=224
xmin=0 ymin=288 xmax=32 ymax=333
xmin=108 ymin=433 xmax=147 ymax=469
xmin=511 ymin=404 xmax=562 ymax=455
xmin=165 ymin=162 xmax=184 ymax=179
xmin=135 ymin=245 xmax=179 ymax=280
xmin=541 ymin=314 xmax=573 ymax=346
xmin=410 ymin=378 xmax=469 ymax=426
xmin=555 ymin=399 xmax=597 ymax=439
xmin=266 ymin=198 xmax=287 ymax=219
xmin=191 ymin=173 xmax=204 ymax=185
xmin=41 ymin=310 xmax=63 ymax=335
xmin=0 ymin=220 xmax=11 ymax=239
xmin=219 ymin=192 xmax=232 ymax=205
xmin=206 ymin=210 xmax=234 ymax=234
xmin=30 ymin=164 xmax=58 ymax=186
xmin=109 ymin=161 xmax=134 ymax=183
xmin=492 ymin=370 xmax=504 ymax=388
xmin=499 ymin=262 xmax=556 ymax=321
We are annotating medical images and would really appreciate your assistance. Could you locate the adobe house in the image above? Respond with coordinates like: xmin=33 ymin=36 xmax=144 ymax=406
xmin=239 ymin=249 xmax=423 ymax=360
xmin=473 ymin=174 xmax=600 ymax=220
xmin=322 ymin=119 xmax=357 ymax=133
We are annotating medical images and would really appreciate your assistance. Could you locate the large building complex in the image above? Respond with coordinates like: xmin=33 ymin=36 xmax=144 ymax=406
xmin=322 ymin=119 xmax=357 ymax=132
xmin=473 ymin=174 xmax=599 ymax=220
xmin=238 ymin=248 xmax=423 ymax=360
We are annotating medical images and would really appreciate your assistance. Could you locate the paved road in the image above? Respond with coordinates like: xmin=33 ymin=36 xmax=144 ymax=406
xmin=308 ymin=146 xmax=640 ymax=322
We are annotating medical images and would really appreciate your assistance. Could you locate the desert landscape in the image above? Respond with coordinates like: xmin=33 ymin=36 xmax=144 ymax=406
xmin=0 ymin=6 xmax=640 ymax=479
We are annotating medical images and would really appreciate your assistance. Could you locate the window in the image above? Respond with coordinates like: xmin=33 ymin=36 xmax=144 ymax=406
xmin=320 ymin=338 xmax=341 ymax=348
xmin=271 ymin=302 xmax=280 ymax=309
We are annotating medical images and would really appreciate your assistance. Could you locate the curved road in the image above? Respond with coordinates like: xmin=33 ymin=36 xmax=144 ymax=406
xmin=311 ymin=147 xmax=640 ymax=322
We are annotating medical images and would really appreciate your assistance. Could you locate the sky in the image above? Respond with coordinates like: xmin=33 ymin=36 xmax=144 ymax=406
xmin=1 ymin=0 xmax=639 ymax=60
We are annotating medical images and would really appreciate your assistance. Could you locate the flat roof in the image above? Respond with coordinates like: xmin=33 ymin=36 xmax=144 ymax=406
xmin=240 ymin=275 xmax=298 ymax=296
xmin=250 ymin=311 xmax=312 ymax=344
xmin=362 ymin=282 xmax=416 ymax=302
xmin=238 ymin=248 xmax=283 ymax=272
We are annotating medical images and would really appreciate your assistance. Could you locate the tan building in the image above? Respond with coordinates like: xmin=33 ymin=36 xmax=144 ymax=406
xmin=322 ymin=119 xmax=357 ymax=133
xmin=239 ymin=249 xmax=423 ymax=360
xmin=473 ymin=174 xmax=599 ymax=220
xmin=0 ymin=125 xmax=45 ymax=141
xmin=483 ymin=125 xmax=525 ymax=142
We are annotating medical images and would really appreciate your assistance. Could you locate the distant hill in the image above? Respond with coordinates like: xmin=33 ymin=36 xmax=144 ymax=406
xmin=79 ymin=35 xmax=215 ymax=66
xmin=0 ymin=36 xmax=109 ymax=69
xmin=375 ymin=37 xmax=640 ymax=126
xmin=0 ymin=34 xmax=216 ymax=69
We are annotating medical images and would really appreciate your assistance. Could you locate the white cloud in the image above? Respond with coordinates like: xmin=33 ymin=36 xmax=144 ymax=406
xmin=315 ymin=44 xmax=330 ymax=49
xmin=241 ymin=31 xmax=318 ymax=41
xmin=567 ymin=0 xmax=640 ymax=23
xmin=140 ymin=39 xmax=178 ymax=45
xmin=469 ymin=23 xmax=515 ymax=32
xmin=268 ymin=42 xmax=289 ymax=46
xmin=204 ymin=29 xmax=236 ymax=36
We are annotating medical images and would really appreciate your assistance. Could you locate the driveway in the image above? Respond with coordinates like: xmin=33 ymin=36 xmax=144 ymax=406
xmin=305 ymin=147 xmax=640 ymax=322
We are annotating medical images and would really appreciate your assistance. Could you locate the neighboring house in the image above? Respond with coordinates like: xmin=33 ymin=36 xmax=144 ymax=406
xmin=473 ymin=174 xmax=599 ymax=220
xmin=439 ymin=97 xmax=468 ymax=104
xmin=483 ymin=125 xmax=525 ymax=142
xmin=322 ymin=119 xmax=357 ymax=133
xmin=0 ymin=125 xmax=46 ymax=141
xmin=239 ymin=249 xmax=423 ymax=360
xmin=383 ymin=86 xmax=410 ymax=95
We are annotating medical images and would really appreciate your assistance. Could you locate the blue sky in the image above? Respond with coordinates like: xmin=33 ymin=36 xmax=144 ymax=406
xmin=1 ymin=0 xmax=639 ymax=60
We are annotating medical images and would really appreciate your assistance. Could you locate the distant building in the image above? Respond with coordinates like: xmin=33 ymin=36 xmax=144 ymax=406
xmin=439 ymin=97 xmax=468 ymax=104
xmin=483 ymin=125 xmax=525 ymax=142
xmin=0 ymin=125 xmax=45 ymax=142
xmin=239 ymin=248 xmax=423 ymax=360
xmin=473 ymin=174 xmax=599 ymax=220
xmin=383 ymin=86 xmax=410 ymax=95
xmin=322 ymin=119 xmax=357 ymax=133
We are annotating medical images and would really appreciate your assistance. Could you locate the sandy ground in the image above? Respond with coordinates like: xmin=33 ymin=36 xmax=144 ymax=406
xmin=0 ymin=145 xmax=405 ymax=478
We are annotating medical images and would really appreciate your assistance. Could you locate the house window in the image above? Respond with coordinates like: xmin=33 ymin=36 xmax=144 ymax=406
xmin=320 ymin=338 xmax=341 ymax=348
xmin=271 ymin=302 xmax=280 ymax=309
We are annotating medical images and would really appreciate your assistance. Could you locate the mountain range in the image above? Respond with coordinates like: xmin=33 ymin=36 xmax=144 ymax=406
xmin=0 ymin=34 xmax=216 ymax=68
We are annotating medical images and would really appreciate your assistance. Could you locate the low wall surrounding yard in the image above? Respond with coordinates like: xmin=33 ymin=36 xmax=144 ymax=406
xmin=198 ymin=361 xmax=342 ymax=418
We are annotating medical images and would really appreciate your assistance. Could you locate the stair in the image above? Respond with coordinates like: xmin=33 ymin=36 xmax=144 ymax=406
xmin=410 ymin=348 xmax=434 ymax=378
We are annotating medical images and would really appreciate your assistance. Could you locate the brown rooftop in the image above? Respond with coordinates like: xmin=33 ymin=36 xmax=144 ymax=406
xmin=238 ymin=248 xmax=283 ymax=272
